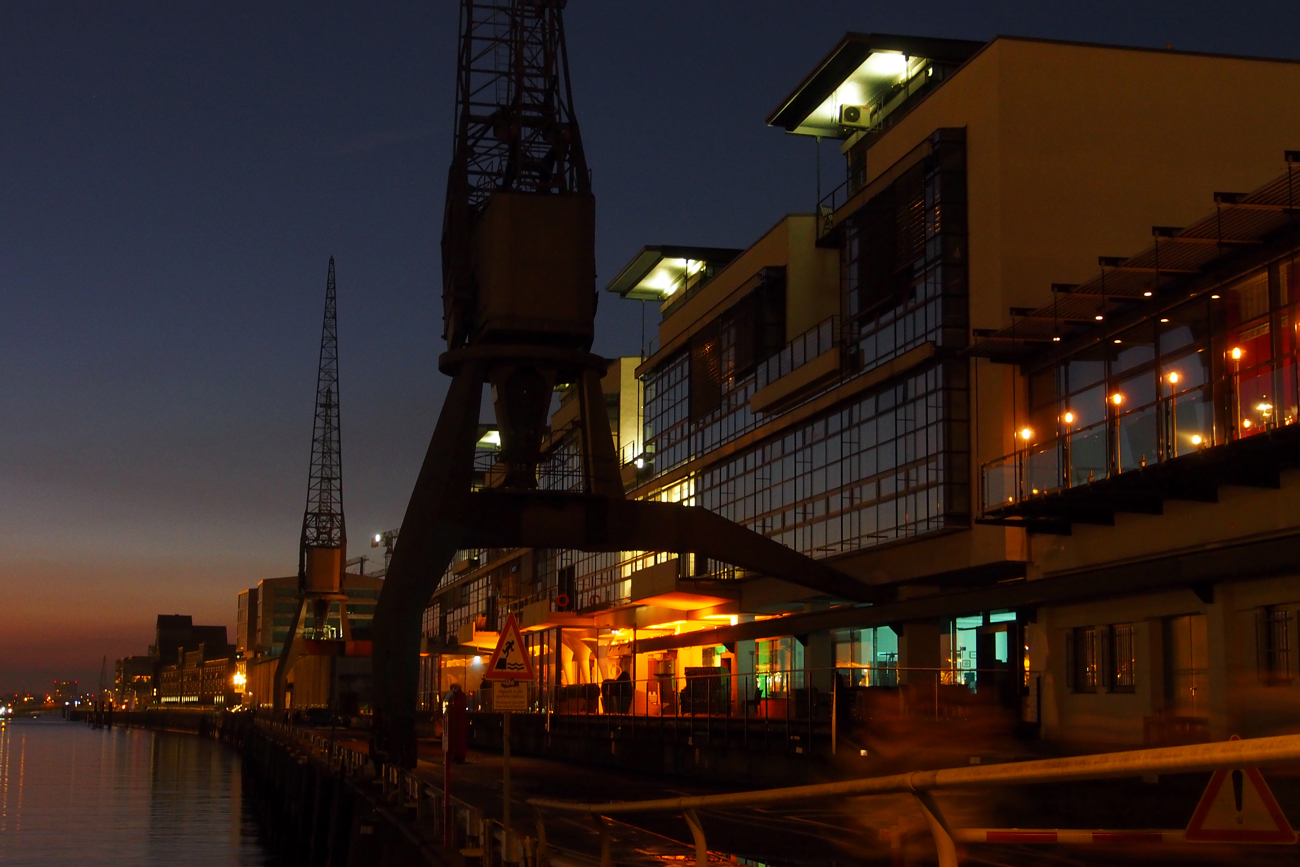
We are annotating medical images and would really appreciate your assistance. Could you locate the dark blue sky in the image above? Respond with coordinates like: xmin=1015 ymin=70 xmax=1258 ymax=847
xmin=2 ymin=1 xmax=1297 ymax=690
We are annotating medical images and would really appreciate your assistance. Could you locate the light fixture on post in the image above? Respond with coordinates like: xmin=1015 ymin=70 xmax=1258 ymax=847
xmin=1061 ymin=411 xmax=1075 ymax=488
xmin=1165 ymin=371 xmax=1180 ymax=458
xmin=1110 ymin=392 xmax=1124 ymax=474
xmin=1018 ymin=426 xmax=1033 ymax=500
xmin=1230 ymin=347 xmax=1243 ymax=437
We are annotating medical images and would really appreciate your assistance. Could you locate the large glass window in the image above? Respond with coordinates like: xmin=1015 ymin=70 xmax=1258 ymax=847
xmin=693 ymin=362 xmax=968 ymax=560
xmin=1065 ymin=627 xmax=1099 ymax=693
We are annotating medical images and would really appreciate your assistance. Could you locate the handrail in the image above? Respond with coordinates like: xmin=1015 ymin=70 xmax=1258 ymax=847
xmin=529 ymin=733 xmax=1300 ymax=814
xmin=529 ymin=734 xmax=1300 ymax=867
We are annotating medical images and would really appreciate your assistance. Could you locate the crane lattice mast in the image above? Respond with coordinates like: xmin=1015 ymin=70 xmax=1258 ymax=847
xmin=442 ymin=0 xmax=590 ymax=349
xmin=300 ymin=256 xmax=346 ymax=588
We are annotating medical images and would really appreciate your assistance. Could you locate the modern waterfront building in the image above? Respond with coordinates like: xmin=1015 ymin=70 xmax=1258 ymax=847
xmin=247 ymin=573 xmax=382 ymax=660
xmin=417 ymin=32 xmax=1300 ymax=768
xmin=236 ymin=587 xmax=259 ymax=658
xmin=240 ymin=572 xmax=384 ymax=709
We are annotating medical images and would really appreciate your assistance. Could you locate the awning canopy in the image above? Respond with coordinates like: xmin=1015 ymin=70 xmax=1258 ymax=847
xmin=971 ymin=155 xmax=1300 ymax=366
xmin=767 ymin=33 xmax=982 ymax=138
xmin=605 ymin=245 xmax=742 ymax=301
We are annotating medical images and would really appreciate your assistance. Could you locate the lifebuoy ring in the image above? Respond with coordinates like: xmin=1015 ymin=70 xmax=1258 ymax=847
xmin=556 ymin=593 xmax=570 ymax=610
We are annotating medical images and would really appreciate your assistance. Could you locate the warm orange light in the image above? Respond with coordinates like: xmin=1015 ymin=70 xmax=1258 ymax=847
xmin=1191 ymin=435 xmax=1203 ymax=445
xmin=1231 ymin=347 xmax=1243 ymax=360
xmin=1167 ymin=372 xmax=1180 ymax=385
xmin=1063 ymin=411 xmax=1075 ymax=424
xmin=1020 ymin=427 xmax=1033 ymax=441
xmin=1243 ymin=419 xmax=1253 ymax=429
xmin=1111 ymin=393 xmax=1124 ymax=406
xmin=1094 ymin=314 xmax=1104 ymax=321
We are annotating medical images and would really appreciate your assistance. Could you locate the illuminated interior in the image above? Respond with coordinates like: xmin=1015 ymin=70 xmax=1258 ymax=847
xmin=604 ymin=245 xmax=742 ymax=302
xmin=767 ymin=35 xmax=982 ymax=139
xmin=794 ymin=52 xmax=932 ymax=137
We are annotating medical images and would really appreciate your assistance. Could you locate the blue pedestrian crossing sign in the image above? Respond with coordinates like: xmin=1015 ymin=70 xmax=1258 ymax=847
xmin=483 ymin=613 xmax=534 ymax=681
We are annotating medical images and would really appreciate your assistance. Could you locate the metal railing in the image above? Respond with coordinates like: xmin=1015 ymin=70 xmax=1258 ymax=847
xmin=754 ymin=316 xmax=840 ymax=391
xmin=450 ymin=666 xmax=1039 ymax=759
xmin=529 ymin=733 xmax=1300 ymax=867
xmin=983 ymin=351 xmax=1300 ymax=514
xmin=983 ymin=383 xmax=1226 ymax=512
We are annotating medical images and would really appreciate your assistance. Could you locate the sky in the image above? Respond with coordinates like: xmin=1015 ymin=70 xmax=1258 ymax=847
xmin=2 ymin=0 xmax=1298 ymax=692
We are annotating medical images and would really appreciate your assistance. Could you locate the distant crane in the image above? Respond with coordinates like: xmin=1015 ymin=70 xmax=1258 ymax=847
xmin=370 ymin=528 xmax=400 ymax=575
xmin=275 ymin=258 xmax=353 ymax=709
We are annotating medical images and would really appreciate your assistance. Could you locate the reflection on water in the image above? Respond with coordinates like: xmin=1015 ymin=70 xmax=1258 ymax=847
xmin=0 ymin=715 xmax=272 ymax=866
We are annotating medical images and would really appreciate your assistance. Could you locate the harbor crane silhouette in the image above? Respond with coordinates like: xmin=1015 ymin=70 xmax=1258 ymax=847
xmin=369 ymin=0 xmax=876 ymax=767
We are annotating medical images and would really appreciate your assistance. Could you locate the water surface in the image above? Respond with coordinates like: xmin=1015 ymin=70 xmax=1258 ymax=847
xmin=0 ymin=715 xmax=272 ymax=867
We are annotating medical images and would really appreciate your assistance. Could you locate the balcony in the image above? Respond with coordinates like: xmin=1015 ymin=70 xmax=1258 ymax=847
xmin=981 ymin=375 xmax=1300 ymax=533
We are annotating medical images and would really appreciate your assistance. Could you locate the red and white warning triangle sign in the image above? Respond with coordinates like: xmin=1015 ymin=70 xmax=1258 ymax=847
xmin=482 ymin=613 xmax=534 ymax=681
xmin=1185 ymin=737 xmax=1297 ymax=844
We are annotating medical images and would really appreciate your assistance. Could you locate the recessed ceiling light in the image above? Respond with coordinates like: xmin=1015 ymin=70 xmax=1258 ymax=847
xmin=1095 ymin=315 xmax=1104 ymax=321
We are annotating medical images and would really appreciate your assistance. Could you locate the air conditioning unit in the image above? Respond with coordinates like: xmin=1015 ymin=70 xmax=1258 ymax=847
xmin=838 ymin=104 xmax=872 ymax=129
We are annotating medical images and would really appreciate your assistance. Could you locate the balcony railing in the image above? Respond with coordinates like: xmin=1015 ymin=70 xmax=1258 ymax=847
xmin=982 ymin=364 xmax=1292 ymax=515
xmin=755 ymin=316 xmax=840 ymax=392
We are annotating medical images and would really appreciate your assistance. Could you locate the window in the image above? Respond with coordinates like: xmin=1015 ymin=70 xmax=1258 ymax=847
xmin=1257 ymin=606 xmax=1292 ymax=685
xmin=1065 ymin=627 xmax=1098 ymax=693
xmin=1108 ymin=624 xmax=1136 ymax=692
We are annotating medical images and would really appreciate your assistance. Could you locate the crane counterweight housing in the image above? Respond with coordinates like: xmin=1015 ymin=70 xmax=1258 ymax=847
xmin=472 ymin=190 xmax=596 ymax=348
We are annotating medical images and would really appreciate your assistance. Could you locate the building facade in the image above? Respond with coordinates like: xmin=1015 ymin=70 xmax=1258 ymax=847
xmin=158 ymin=641 xmax=237 ymax=707
xmin=417 ymin=33 xmax=1300 ymax=761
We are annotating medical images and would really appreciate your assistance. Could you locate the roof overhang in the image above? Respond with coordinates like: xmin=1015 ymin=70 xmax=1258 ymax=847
xmin=767 ymin=32 xmax=983 ymax=137
xmin=605 ymin=245 xmax=742 ymax=301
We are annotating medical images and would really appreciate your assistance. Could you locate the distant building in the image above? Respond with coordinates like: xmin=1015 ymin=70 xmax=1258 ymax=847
xmin=114 ymin=656 xmax=153 ymax=709
xmin=50 ymin=680 xmax=78 ymax=708
xmin=252 ymin=573 xmax=382 ymax=659
xmin=236 ymin=588 xmax=259 ymax=659
xmin=148 ymin=615 xmax=234 ymax=704
xmin=240 ymin=572 xmax=383 ymax=708
xmin=158 ymin=641 xmax=236 ymax=707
